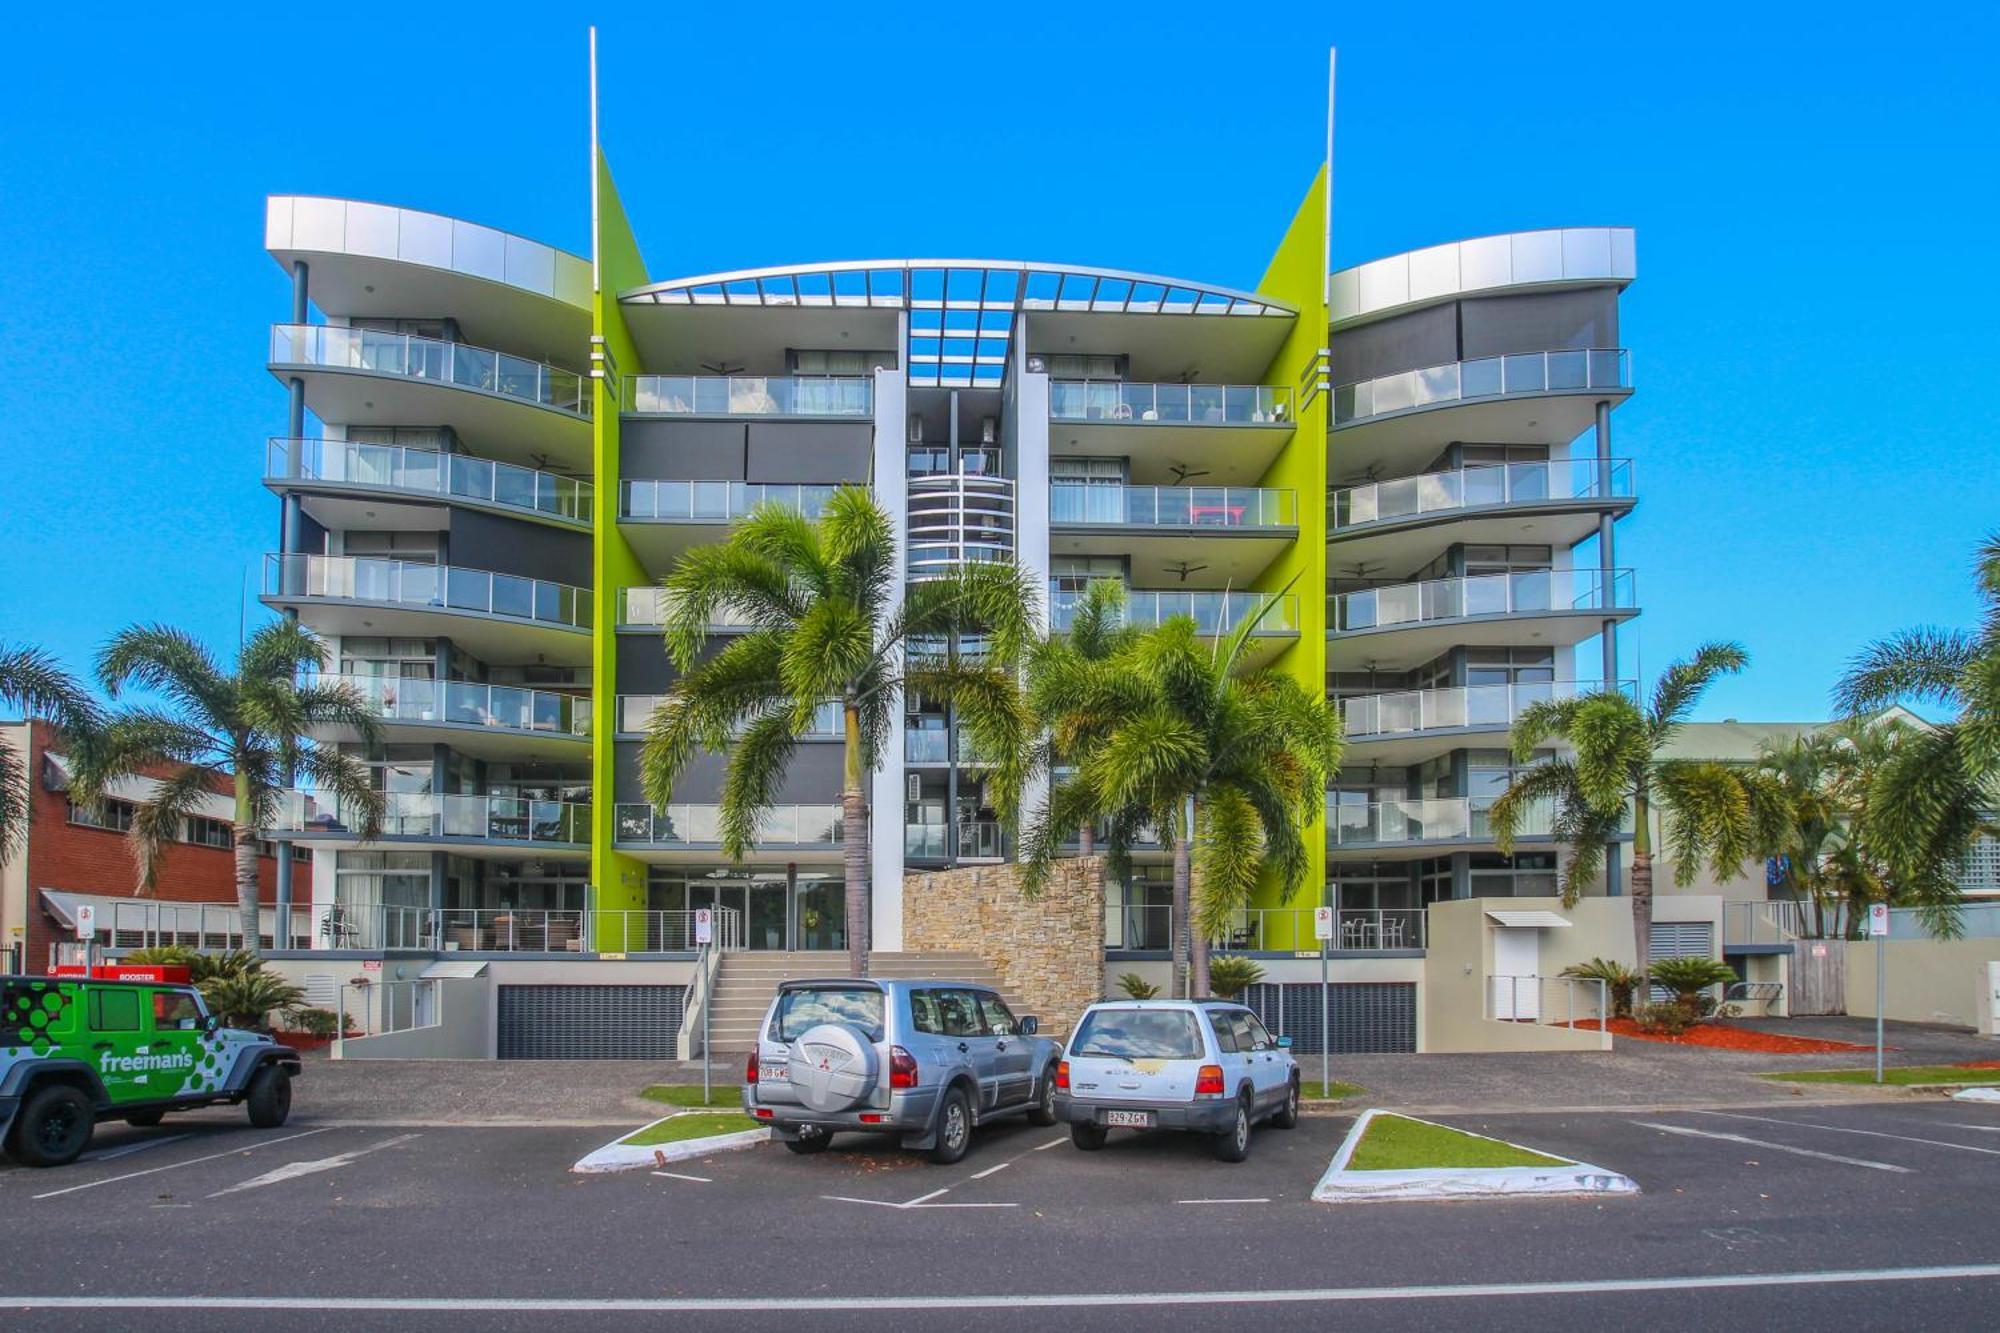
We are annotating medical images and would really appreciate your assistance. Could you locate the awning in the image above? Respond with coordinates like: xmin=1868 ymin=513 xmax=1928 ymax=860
xmin=419 ymin=960 xmax=489 ymax=980
xmin=1485 ymin=910 xmax=1573 ymax=929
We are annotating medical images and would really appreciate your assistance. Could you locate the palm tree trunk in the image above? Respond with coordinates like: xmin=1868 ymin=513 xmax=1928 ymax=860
xmin=233 ymin=772 xmax=262 ymax=956
xmin=1170 ymin=834 xmax=1192 ymax=999
xmin=842 ymin=703 xmax=871 ymax=977
xmin=1630 ymin=790 xmax=1653 ymax=996
xmin=1078 ymin=824 xmax=1094 ymax=856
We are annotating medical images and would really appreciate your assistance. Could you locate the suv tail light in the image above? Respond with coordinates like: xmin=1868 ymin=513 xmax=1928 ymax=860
xmin=1055 ymin=1060 xmax=1070 ymax=1090
xmin=745 ymin=1049 xmax=760 ymax=1085
xmin=889 ymin=1045 xmax=919 ymax=1090
xmin=1194 ymin=1064 xmax=1226 ymax=1097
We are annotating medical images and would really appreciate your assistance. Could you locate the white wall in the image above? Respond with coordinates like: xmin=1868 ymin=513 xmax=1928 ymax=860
xmin=869 ymin=360 xmax=911 ymax=951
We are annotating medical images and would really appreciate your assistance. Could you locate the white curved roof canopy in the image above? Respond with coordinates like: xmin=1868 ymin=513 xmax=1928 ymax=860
xmin=1331 ymin=227 xmax=1635 ymax=329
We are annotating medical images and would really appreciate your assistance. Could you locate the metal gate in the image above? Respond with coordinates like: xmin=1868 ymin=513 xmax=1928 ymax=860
xmin=1788 ymin=938 xmax=1847 ymax=1015
xmin=1242 ymin=982 xmax=1416 ymax=1054
xmin=497 ymin=985 xmax=687 ymax=1060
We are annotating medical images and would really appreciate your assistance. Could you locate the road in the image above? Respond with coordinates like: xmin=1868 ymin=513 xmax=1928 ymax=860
xmin=3 ymin=1098 xmax=1997 ymax=1328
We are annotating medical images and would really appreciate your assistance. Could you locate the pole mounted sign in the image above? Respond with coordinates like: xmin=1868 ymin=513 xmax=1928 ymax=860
xmin=1867 ymin=903 xmax=1890 ymax=937
xmin=1313 ymin=907 xmax=1334 ymax=942
xmin=694 ymin=908 xmax=713 ymax=946
xmin=74 ymin=904 xmax=97 ymax=939
xmin=1869 ymin=902 xmax=1889 ymax=1083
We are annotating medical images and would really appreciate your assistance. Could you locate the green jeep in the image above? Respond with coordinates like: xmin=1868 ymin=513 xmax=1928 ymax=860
xmin=0 ymin=976 xmax=302 ymax=1167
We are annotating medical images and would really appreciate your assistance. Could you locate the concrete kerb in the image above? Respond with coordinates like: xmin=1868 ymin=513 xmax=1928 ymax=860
xmin=571 ymin=1113 xmax=772 ymax=1174
xmin=1311 ymin=1108 xmax=1638 ymax=1204
xmin=1950 ymin=1088 xmax=2000 ymax=1104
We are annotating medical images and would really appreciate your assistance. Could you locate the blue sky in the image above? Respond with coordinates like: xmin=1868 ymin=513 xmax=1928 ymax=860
xmin=1 ymin=2 xmax=1992 ymax=721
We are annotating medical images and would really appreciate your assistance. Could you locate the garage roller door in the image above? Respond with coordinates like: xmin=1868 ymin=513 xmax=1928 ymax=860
xmin=497 ymin=985 xmax=687 ymax=1060
xmin=1242 ymin=982 xmax=1416 ymax=1054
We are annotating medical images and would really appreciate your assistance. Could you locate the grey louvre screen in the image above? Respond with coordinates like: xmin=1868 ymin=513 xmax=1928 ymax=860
xmin=1241 ymin=982 xmax=1416 ymax=1054
xmin=497 ymin=985 xmax=687 ymax=1060
xmin=1648 ymin=922 xmax=1715 ymax=1002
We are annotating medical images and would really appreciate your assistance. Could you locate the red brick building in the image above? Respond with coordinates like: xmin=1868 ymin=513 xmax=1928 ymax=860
xmin=1 ymin=720 xmax=309 ymax=973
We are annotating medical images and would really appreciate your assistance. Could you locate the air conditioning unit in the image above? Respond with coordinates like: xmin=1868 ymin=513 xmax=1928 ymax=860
xmin=980 ymin=417 xmax=997 ymax=444
xmin=1026 ymin=355 xmax=1047 ymax=374
xmin=908 ymin=414 xmax=924 ymax=443
xmin=907 ymin=774 xmax=922 ymax=803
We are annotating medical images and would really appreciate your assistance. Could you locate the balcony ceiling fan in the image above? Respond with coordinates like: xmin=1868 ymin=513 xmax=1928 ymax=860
xmin=699 ymin=361 xmax=746 ymax=375
xmin=1164 ymin=561 xmax=1208 ymax=583
xmin=1166 ymin=464 xmax=1211 ymax=486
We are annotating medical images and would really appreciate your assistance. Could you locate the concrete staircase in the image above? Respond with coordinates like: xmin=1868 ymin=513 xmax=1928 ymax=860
xmin=700 ymin=949 xmax=1021 ymax=1054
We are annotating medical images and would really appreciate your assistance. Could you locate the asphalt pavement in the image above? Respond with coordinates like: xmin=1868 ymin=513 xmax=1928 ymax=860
xmin=4 ymin=1096 xmax=1998 ymax=1328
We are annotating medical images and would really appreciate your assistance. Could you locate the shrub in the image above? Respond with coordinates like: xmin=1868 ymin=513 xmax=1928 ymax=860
xmin=1116 ymin=972 xmax=1160 ymax=1000
xmin=1559 ymin=957 xmax=1641 ymax=1019
xmin=1631 ymin=1002 xmax=1695 ymax=1037
xmin=1206 ymin=955 xmax=1266 ymax=1000
xmin=121 ymin=944 xmax=201 ymax=970
xmin=288 ymin=1007 xmax=341 ymax=1038
xmin=202 ymin=972 xmax=306 ymax=1031
xmin=1649 ymin=955 xmax=1737 ymax=1011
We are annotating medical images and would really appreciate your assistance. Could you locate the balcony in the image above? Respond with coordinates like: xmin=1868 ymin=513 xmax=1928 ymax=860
xmin=1329 ymin=568 xmax=1636 ymax=669
xmin=616 ymin=587 xmax=760 ymax=633
xmin=625 ymin=374 xmax=873 ymax=417
xmin=1330 ymin=349 xmax=1632 ymax=481
xmin=1326 ymin=796 xmax=1554 ymax=857
xmin=905 ymin=821 xmax=1005 ymax=862
xmin=1330 ymin=227 xmax=1636 ymax=328
xmin=311 ymin=674 xmax=589 ymax=761
xmin=270 ymin=791 xmax=590 ymax=851
xmin=908 ymin=474 xmax=1016 ymax=580
xmin=1047 ymin=381 xmax=1295 ymax=486
xmin=1329 ymin=459 xmax=1633 ymax=568
xmin=617 ymin=695 xmax=840 ymax=739
xmin=264 ymin=554 xmax=591 ymax=666
xmin=1341 ymin=679 xmax=1635 ymax=764
xmin=269 ymin=324 xmax=590 ymax=468
xmin=1052 ymin=588 xmax=1298 ymax=667
xmin=1051 ymin=483 xmax=1296 ymax=586
xmin=904 ymin=725 xmax=998 ymax=767
xmin=315 ymin=904 xmax=731 ymax=954
xmin=614 ymin=804 xmax=844 ymax=860
xmin=620 ymin=480 xmax=841 ymax=571
xmin=1106 ymin=904 xmax=1426 ymax=952
xmin=266 ymin=438 xmax=590 ymax=529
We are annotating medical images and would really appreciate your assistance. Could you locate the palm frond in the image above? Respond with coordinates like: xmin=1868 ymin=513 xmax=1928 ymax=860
xmin=1834 ymin=627 xmax=1975 ymax=715
xmin=1648 ymin=641 xmax=1748 ymax=735
xmin=125 ymin=762 xmax=228 ymax=894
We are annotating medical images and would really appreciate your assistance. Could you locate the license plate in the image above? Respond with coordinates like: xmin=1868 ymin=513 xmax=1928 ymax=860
xmin=1104 ymin=1110 xmax=1154 ymax=1128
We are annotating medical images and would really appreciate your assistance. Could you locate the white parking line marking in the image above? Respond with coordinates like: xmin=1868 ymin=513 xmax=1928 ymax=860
xmin=10 ymin=1263 xmax=2000 ymax=1310
xmin=1034 ymin=1137 xmax=1066 ymax=1150
xmin=969 ymin=1162 xmax=1010 ymax=1180
xmin=83 ymin=1134 xmax=193 ymax=1163
xmin=1693 ymin=1110 xmax=2000 ymax=1157
xmin=32 ymin=1129 xmax=333 ymax=1200
xmin=1946 ymin=1123 xmax=2000 ymax=1134
xmin=1634 ymin=1122 xmax=1910 ymax=1173
xmin=207 ymin=1133 xmax=422 ymax=1198
xmin=1178 ymin=1197 xmax=1270 ymax=1205
xmin=651 ymin=1171 xmax=712 ymax=1182
xmin=902 ymin=1188 xmax=950 ymax=1207
xmin=820 ymin=1195 xmax=908 ymax=1209
xmin=819 ymin=1193 xmax=1019 ymax=1211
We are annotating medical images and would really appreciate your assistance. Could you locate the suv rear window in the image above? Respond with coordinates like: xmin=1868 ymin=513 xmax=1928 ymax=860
xmin=772 ymin=986 xmax=885 ymax=1043
xmin=1070 ymin=1008 xmax=1204 ymax=1060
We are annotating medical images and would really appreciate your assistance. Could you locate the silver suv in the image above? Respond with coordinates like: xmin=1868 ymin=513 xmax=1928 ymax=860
xmin=743 ymin=978 xmax=1064 ymax=1165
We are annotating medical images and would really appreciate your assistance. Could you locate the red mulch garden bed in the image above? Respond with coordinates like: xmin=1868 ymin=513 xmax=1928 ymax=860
xmin=1569 ymin=1018 xmax=1880 ymax=1053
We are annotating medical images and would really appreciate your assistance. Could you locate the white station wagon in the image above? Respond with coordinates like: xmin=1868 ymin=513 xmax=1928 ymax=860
xmin=1054 ymin=999 xmax=1301 ymax=1162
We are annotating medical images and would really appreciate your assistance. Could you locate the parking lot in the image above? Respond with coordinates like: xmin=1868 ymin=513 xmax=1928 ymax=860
xmin=4 ymin=1094 xmax=1999 ymax=1328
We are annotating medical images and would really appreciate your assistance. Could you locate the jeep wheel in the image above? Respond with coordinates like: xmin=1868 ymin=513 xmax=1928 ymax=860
xmin=1070 ymin=1121 xmax=1107 ymax=1151
xmin=124 ymin=1108 xmax=167 ymax=1128
xmin=1272 ymin=1077 xmax=1301 ymax=1130
xmin=1212 ymin=1094 xmax=1252 ymax=1163
xmin=1027 ymin=1065 xmax=1060 ymax=1126
xmin=12 ymin=1084 xmax=93 ymax=1167
xmin=246 ymin=1065 xmax=292 ymax=1128
xmin=927 ymin=1086 xmax=972 ymax=1165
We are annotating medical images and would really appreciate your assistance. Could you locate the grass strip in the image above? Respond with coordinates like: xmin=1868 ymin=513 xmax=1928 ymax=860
xmin=619 ymin=1113 xmax=763 ymax=1147
xmin=1304 ymin=1080 xmax=1367 ymax=1101
xmin=1347 ymin=1114 xmax=1569 ymax=1171
xmin=641 ymin=1083 xmax=743 ymax=1108
xmin=1759 ymin=1065 xmax=2000 ymax=1087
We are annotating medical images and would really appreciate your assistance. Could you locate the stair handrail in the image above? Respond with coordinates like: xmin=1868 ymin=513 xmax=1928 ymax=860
xmin=675 ymin=937 xmax=726 ymax=1061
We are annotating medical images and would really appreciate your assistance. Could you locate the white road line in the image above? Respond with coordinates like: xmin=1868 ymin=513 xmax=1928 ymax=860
xmin=969 ymin=1162 xmax=1010 ymax=1180
xmin=819 ymin=1194 xmax=1019 ymax=1212
xmin=820 ymin=1195 xmax=909 ymax=1210
xmin=1634 ymin=1122 xmax=1910 ymax=1173
xmin=207 ymin=1133 xmax=422 ymax=1198
xmin=1946 ymin=1123 xmax=2000 ymax=1134
xmin=1034 ymin=1137 xmax=1066 ymax=1150
xmin=1178 ymin=1197 xmax=1270 ymax=1205
xmin=651 ymin=1171 xmax=712 ymax=1182
xmin=32 ymin=1129 xmax=333 ymax=1200
xmin=83 ymin=1134 xmax=193 ymax=1164
xmin=1694 ymin=1110 xmax=2000 ymax=1157
xmin=10 ymin=1263 xmax=2000 ymax=1311
xmin=901 ymin=1188 xmax=950 ymax=1207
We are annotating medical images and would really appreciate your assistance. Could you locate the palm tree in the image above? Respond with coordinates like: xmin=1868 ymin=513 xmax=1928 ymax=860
xmin=639 ymin=487 xmax=1039 ymax=977
xmin=1754 ymin=721 xmax=1913 ymax=938
xmin=72 ymin=622 xmax=384 ymax=955
xmin=1836 ymin=533 xmax=2000 ymax=936
xmin=1 ymin=642 xmax=100 ymax=865
xmin=1023 ymin=578 xmax=1140 ymax=857
xmin=1021 ymin=581 xmax=1343 ymax=998
xmin=1490 ymin=643 xmax=1784 ymax=988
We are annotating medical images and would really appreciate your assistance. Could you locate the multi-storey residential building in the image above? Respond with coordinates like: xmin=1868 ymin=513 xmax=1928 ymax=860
xmin=248 ymin=55 xmax=1648 ymax=1057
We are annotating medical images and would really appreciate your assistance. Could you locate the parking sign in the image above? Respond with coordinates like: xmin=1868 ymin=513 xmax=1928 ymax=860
xmin=694 ymin=908 xmax=713 ymax=945
xmin=1313 ymin=906 xmax=1334 ymax=942
xmin=1868 ymin=903 xmax=1890 ymax=937
xmin=74 ymin=904 xmax=97 ymax=939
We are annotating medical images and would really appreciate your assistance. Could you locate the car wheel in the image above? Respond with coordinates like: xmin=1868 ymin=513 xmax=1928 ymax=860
xmin=1212 ymin=1095 xmax=1252 ymax=1163
xmin=11 ymin=1084 xmax=94 ymax=1167
xmin=783 ymin=1135 xmax=832 ymax=1155
xmin=246 ymin=1065 xmax=292 ymax=1128
xmin=1070 ymin=1121 xmax=1108 ymax=1152
xmin=1272 ymin=1077 xmax=1301 ymax=1130
xmin=124 ymin=1108 xmax=168 ymax=1128
xmin=927 ymin=1086 xmax=973 ymax=1165
xmin=1027 ymin=1065 xmax=1060 ymax=1127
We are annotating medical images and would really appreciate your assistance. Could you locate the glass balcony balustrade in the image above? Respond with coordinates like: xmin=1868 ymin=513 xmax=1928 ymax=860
xmin=1341 ymin=680 xmax=1635 ymax=740
xmin=1332 ymin=348 xmax=1628 ymax=427
xmin=1325 ymin=796 xmax=1553 ymax=848
xmin=267 ymin=438 xmax=591 ymax=524
xmin=625 ymin=375 xmax=873 ymax=417
xmin=264 ymin=554 xmax=591 ymax=631
xmin=270 ymin=324 xmax=589 ymax=417
xmin=617 ymin=695 xmax=840 ymax=737
xmin=1331 ymin=459 xmax=1632 ymax=530
xmin=1330 ymin=568 xmax=1633 ymax=633
xmin=1050 ymin=484 xmax=1295 ymax=528
xmin=327 ymin=674 xmax=590 ymax=738
xmin=1048 ymin=381 xmax=1291 ymax=425
xmin=1051 ymin=588 xmax=1298 ymax=635
xmin=273 ymin=791 xmax=589 ymax=844
xmin=904 ymin=822 xmax=1005 ymax=859
xmin=621 ymin=480 xmax=840 ymax=522
xmin=613 ymin=804 xmax=845 ymax=846
xmin=617 ymin=588 xmax=760 ymax=630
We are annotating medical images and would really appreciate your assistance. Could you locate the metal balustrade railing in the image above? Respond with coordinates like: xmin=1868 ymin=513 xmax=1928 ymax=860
xmin=1331 ymin=568 xmax=1634 ymax=632
xmin=315 ymin=905 xmax=740 ymax=954
xmin=613 ymin=804 xmax=845 ymax=846
xmin=907 ymin=474 xmax=1017 ymax=580
xmin=267 ymin=438 xmax=591 ymax=524
xmin=1333 ymin=348 xmax=1629 ymax=426
xmin=1722 ymin=900 xmax=1807 ymax=946
xmin=97 ymin=901 xmax=313 ymax=953
xmin=1050 ymin=483 xmax=1295 ymax=528
xmin=1341 ymin=680 xmax=1634 ymax=741
xmin=626 ymin=375 xmax=873 ymax=417
xmin=621 ymin=480 xmax=840 ymax=521
xmin=1102 ymin=904 xmax=1429 ymax=951
xmin=324 ymin=674 xmax=590 ymax=739
xmin=271 ymin=324 xmax=590 ymax=417
xmin=1331 ymin=458 xmax=1632 ymax=529
xmin=264 ymin=554 xmax=592 ymax=631
xmin=273 ymin=791 xmax=590 ymax=845
xmin=1049 ymin=381 xmax=1291 ymax=425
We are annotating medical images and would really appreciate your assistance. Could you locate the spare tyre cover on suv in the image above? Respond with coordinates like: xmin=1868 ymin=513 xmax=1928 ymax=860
xmin=787 ymin=1023 xmax=879 ymax=1112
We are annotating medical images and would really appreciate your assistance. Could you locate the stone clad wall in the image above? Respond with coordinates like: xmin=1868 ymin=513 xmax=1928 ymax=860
xmin=902 ymin=857 xmax=1106 ymax=1038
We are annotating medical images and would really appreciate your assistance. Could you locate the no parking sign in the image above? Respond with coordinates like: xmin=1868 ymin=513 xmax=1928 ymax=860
xmin=694 ymin=908 xmax=713 ymax=946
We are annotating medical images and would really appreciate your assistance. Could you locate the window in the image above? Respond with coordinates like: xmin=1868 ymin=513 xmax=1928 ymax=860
xmin=770 ymin=986 xmax=885 ymax=1043
xmin=151 ymin=990 xmax=203 ymax=1031
xmin=1208 ymin=1010 xmax=1238 ymax=1053
xmin=68 ymin=798 xmax=135 ymax=832
xmin=184 ymin=815 xmax=232 ymax=849
xmin=89 ymin=988 xmax=141 ymax=1031
xmin=1239 ymin=1012 xmax=1277 ymax=1052
xmin=1228 ymin=1013 xmax=1263 ymax=1053
xmin=910 ymin=989 xmax=942 ymax=1035
xmin=976 ymin=993 xmax=1018 ymax=1036
xmin=934 ymin=989 xmax=985 ymax=1038
xmin=1070 ymin=1008 xmax=1204 ymax=1060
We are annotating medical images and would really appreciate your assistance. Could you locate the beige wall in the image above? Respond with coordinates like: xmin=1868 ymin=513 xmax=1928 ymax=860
xmin=333 ymin=976 xmax=493 ymax=1059
xmin=1845 ymin=939 xmax=2000 ymax=1033
xmin=904 ymin=857 xmax=1104 ymax=1039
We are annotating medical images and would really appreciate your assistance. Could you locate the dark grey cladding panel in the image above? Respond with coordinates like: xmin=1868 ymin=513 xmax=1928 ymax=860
xmin=1460 ymin=288 xmax=1619 ymax=359
xmin=614 ymin=738 xmax=844 ymax=806
xmin=446 ymin=509 xmax=592 ymax=586
xmin=621 ymin=420 xmax=748 ymax=481
xmin=1329 ymin=303 xmax=1457 ymax=385
xmin=617 ymin=634 xmax=740 ymax=696
xmin=745 ymin=423 xmax=874 ymax=483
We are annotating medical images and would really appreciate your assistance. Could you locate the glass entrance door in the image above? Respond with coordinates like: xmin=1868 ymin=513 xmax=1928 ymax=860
xmin=794 ymin=876 xmax=844 ymax=952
